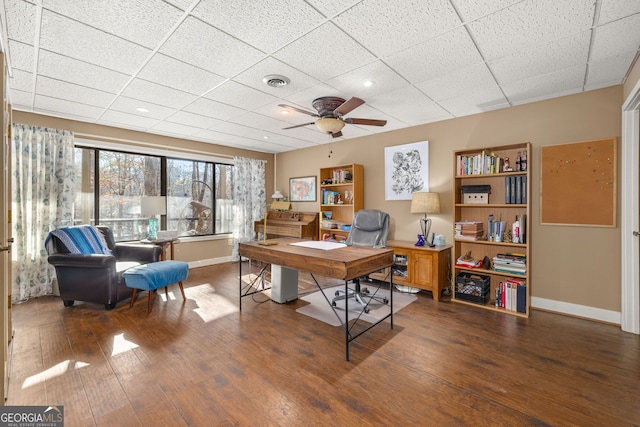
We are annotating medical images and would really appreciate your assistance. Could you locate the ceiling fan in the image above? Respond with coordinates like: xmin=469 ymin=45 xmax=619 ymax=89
xmin=279 ymin=96 xmax=387 ymax=138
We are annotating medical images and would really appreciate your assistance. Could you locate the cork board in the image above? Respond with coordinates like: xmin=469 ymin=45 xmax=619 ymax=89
xmin=541 ymin=138 xmax=616 ymax=227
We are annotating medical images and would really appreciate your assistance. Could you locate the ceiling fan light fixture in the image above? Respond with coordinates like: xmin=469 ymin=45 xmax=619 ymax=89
xmin=315 ymin=117 xmax=345 ymax=134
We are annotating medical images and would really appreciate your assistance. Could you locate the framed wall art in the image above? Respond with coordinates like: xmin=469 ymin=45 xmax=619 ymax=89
xmin=289 ymin=176 xmax=317 ymax=202
xmin=384 ymin=141 xmax=429 ymax=200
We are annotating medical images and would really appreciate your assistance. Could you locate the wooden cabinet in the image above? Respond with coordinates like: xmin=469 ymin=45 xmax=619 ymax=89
xmin=452 ymin=142 xmax=531 ymax=317
xmin=370 ymin=240 xmax=451 ymax=301
xmin=319 ymin=164 xmax=363 ymax=241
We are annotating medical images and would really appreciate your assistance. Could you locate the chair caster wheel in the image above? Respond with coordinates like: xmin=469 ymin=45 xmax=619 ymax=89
xmin=334 ymin=290 xmax=340 ymax=296
xmin=383 ymin=298 xmax=389 ymax=304
xmin=362 ymin=288 xmax=370 ymax=294
xmin=364 ymin=307 xmax=370 ymax=314
xmin=332 ymin=301 xmax=337 ymax=307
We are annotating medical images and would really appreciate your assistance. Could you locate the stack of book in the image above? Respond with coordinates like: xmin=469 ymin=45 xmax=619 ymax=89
xmin=454 ymin=221 xmax=484 ymax=241
xmin=492 ymin=253 xmax=526 ymax=275
xmin=495 ymin=278 xmax=526 ymax=313
xmin=455 ymin=252 xmax=482 ymax=268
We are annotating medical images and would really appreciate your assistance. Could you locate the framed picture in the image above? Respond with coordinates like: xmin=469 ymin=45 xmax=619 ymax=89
xmin=289 ymin=176 xmax=317 ymax=202
xmin=384 ymin=141 xmax=429 ymax=200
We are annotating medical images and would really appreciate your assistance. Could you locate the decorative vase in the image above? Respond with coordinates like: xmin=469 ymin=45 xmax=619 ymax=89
xmin=415 ymin=234 xmax=425 ymax=247
xmin=148 ymin=217 xmax=159 ymax=240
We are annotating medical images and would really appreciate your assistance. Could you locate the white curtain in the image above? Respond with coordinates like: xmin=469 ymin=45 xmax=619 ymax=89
xmin=231 ymin=156 xmax=265 ymax=260
xmin=11 ymin=124 xmax=75 ymax=302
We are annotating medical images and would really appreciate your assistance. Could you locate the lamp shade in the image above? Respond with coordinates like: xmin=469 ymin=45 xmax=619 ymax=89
xmin=140 ymin=196 xmax=166 ymax=216
xmin=271 ymin=190 xmax=284 ymax=200
xmin=410 ymin=192 xmax=440 ymax=214
xmin=315 ymin=117 xmax=345 ymax=134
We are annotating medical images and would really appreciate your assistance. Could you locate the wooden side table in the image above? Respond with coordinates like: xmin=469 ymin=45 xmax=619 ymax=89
xmin=141 ymin=237 xmax=178 ymax=261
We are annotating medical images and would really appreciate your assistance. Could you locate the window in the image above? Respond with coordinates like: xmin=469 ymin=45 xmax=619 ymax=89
xmin=74 ymin=146 xmax=233 ymax=241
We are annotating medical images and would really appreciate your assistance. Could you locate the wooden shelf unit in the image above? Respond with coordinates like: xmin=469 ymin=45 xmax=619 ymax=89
xmin=369 ymin=240 xmax=452 ymax=301
xmin=452 ymin=142 xmax=531 ymax=317
xmin=319 ymin=164 xmax=363 ymax=241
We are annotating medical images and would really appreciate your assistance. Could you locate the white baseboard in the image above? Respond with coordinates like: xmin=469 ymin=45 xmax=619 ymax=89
xmin=531 ymin=296 xmax=621 ymax=325
xmin=186 ymin=256 xmax=234 ymax=270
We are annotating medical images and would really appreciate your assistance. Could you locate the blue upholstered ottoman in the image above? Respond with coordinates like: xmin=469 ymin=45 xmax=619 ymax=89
xmin=123 ymin=260 xmax=189 ymax=312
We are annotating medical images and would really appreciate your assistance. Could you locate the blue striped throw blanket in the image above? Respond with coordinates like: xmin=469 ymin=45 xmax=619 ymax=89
xmin=45 ymin=225 xmax=112 ymax=255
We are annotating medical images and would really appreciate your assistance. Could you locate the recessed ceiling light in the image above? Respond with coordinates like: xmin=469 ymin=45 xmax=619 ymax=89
xmin=281 ymin=110 xmax=289 ymax=114
xmin=263 ymin=136 xmax=269 ymax=139
xmin=263 ymin=74 xmax=290 ymax=88
xmin=136 ymin=107 xmax=149 ymax=113
xmin=363 ymin=80 xmax=374 ymax=87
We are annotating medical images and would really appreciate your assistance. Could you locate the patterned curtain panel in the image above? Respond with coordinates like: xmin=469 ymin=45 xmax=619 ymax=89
xmin=11 ymin=124 xmax=75 ymax=302
xmin=231 ymin=156 xmax=265 ymax=260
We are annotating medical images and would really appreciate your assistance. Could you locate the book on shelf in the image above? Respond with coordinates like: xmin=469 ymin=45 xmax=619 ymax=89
xmin=456 ymin=152 xmax=503 ymax=175
xmin=495 ymin=278 xmax=526 ymax=313
xmin=504 ymin=175 xmax=527 ymax=204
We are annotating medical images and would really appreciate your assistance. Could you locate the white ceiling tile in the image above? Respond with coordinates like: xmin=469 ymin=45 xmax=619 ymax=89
xmin=98 ymin=110 xmax=160 ymax=130
xmin=587 ymin=51 xmax=636 ymax=87
xmin=451 ymin=0 xmax=523 ymax=23
xmin=598 ymin=0 xmax=640 ymax=25
xmin=34 ymin=95 xmax=104 ymax=120
xmin=326 ymin=60 xmax=409 ymax=98
xmin=590 ymin=14 xmax=640 ymax=62
xmin=159 ymin=16 xmax=265 ymax=78
xmin=138 ymin=53 xmax=226 ymax=96
xmin=306 ymin=0 xmax=361 ymax=18
xmin=166 ymin=111 xmax=225 ymax=130
xmin=228 ymin=112 xmax=291 ymax=134
xmin=7 ymin=40 xmax=33 ymax=72
xmin=385 ymin=27 xmax=484 ymax=84
xmin=44 ymin=0 xmax=183 ymax=48
xmin=488 ymin=31 xmax=591 ymax=86
xmin=162 ymin=0 xmax=193 ymax=11
xmin=6 ymin=0 xmax=37 ymax=44
xmin=183 ymin=98 xmax=247 ymax=121
xmin=203 ymin=80 xmax=277 ymax=111
xmin=192 ymin=129 xmax=237 ymax=143
xmin=274 ymin=22 xmax=376 ymax=81
xmin=438 ymin=85 xmax=509 ymax=117
xmin=36 ymin=76 xmax=115 ymax=107
xmin=469 ymin=0 xmax=595 ymax=60
xmin=369 ymin=86 xmax=452 ymax=125
xmin=109 ymin=96 xmax=177 ymax=120
xmin=8 ymin=89 xmax=32 ymax=109
xmin=334 ymin=0 xmax=461 ymax=57
xmin=232 ymin=56 xmax=319 ymax=97
xmin=415 ymin=62 xmax=497 ymax=102
xmin=121 ymin=78 xmax=197 ymax=109
xmin=502 ymin=65 xmax=586 ymax=105
xmin=211 ymin=121 xmax=259 ymax=136
xmin=151 ymin=120 xmax=202 ymax=137
xmin=39 ymin=10 xmax=152 ymax=75
xmin=192 ymin=0 xmax=325 ymax=54
xmin=8 ymin=68 xmax=32 ymax=93
xmin=585 ymin=79 xmax=622 ymax=92
xmin=37 ymin=50 xmax=130 ymax=94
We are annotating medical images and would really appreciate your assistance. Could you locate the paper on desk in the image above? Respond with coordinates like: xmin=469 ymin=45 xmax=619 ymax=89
xmin=289 ymin=241 xmax=346 ymax=250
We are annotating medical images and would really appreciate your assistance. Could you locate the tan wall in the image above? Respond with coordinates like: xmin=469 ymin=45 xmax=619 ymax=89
xmin=12 ymin=111 xmax=275 ymax=262
xmin=623 ymin=56 xmax=640 ymax=100
xmin=277 ymin=86 xmax=623 ymax=312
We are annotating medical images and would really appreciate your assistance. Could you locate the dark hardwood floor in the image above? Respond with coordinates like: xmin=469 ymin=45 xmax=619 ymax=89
xmin=6 ymin=262 xmax=640 ymax=426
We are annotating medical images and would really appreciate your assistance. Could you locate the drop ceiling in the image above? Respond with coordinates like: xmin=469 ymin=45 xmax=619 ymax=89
xmin=2 ymin=0 xmax=639 ymax=153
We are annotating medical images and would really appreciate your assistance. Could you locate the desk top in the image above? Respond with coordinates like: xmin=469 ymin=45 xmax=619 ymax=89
xmin=239 ymin=238 xmax=393 ymax=281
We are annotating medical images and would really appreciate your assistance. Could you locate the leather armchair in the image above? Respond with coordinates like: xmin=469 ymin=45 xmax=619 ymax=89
xmin=46 ymin=226 xmax=162 ymax=310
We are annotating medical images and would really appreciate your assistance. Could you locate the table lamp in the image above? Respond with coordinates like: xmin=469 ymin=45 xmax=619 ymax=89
xmin=410 ymin=192 xmax=440 ymax=247
xmin=140 ymin=196 xmax=166 ymax=240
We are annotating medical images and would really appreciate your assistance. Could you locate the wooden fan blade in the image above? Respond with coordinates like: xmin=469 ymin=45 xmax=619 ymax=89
xmin=283 ymin=122 xmax=315 ymax=130
xmin=344 ymin=118 xmax=387 ymax=126
xmin=334 ymin=97 xmax=365 ymax=116
xmin=278 ymin=104 xmax=318 ymax=117
xmin=331 ymin=131 xmax=343 ymax=138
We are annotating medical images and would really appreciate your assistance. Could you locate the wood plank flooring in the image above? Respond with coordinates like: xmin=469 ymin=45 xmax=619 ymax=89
xmin=5 ymin=261 xmax=640 ymax=426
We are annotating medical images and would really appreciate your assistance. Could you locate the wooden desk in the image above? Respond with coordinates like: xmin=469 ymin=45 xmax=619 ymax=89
xmin=254 ymin=211 xmax=318 ymax=240
xmin=239 ymin=238 xmax=394 ymax=361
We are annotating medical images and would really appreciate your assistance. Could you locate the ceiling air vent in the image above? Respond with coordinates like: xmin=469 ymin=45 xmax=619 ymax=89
xmin=263 ymin=74 xmax=290 ymax=88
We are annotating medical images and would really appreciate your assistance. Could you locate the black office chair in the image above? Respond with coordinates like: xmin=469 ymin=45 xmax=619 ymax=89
xmin=332 ymin=209 xmax=390 ymax=313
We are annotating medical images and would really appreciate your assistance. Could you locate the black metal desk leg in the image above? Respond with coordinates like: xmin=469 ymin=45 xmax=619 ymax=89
xmin=344 ymin=278 xmax=349 ymax=361
xmin=239 ymin=259 xmax=242 ymax=311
